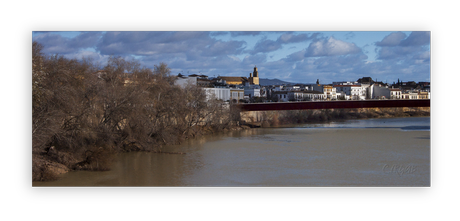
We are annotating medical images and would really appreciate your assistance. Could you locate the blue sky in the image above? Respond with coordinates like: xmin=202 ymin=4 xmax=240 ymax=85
xmin=32 ymin=31 xmax=430 ymax=84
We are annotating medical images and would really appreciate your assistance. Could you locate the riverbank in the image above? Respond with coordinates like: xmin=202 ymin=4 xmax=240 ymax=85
xmin=242 ymin=107 xmax=430 ymax=127
xmin=33 ymin=107 xmax=429 ymax=182
xmin=32 ymin=124 xmax=250 ymax=182
xmin=33 ymin=117 xmax=430 ymax=187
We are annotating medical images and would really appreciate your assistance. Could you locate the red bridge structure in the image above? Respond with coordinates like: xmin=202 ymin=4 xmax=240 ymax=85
xmin=236 ymin=99 xmax=430 ymax=112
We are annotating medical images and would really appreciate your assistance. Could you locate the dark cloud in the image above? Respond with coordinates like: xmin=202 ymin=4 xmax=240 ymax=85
xmin=344 ymin=31 xmax=355 ymax=40
xmin=249 ymin=33 xmax=319 ymax=54
xmin=285 ymin=49 xmax=307 ymax=62
xmin=33 ymin=32 xmax=102 ymax=54
xmin=277 ymin=33 xmax=319 ymax=44
xmin=375 ymin=32 xmax=407 ymax=46
xmin=305 ymin=37 xmax=362 ymax=57
xmin=32 ymin=31 xmax=430 ymax=84
xmin=96 ymin=31 xmax=245 ymax=58
xmin=69 ymin=32 xmax=103 ymax=48
xmin=250 ymin=38 xmax=282 ymax=54
xmin=230 ymin=31 xmax=262 ymax=37
xmin=201 ymin=40 xmax=246 ymax=57
xmin=33 ymin=34 xmax=71 ymax=53
xmin=97 ymin=32 xmax=207 ymax=55
xmin=242 ymin=54 xmax=267 ymax=66
xmin=375 ymin=31 xmax=431 ymax=62
xmin=377 ymin=46 xmax=423 ymax=60
xmin=33 ymin=31 xmax=52 ymax=35
xmin=353 ymin=59 xmax=430 ymax=81
xmin=165 ymin=32 xmax=211 ymax=43
xmin=310 ymin=53 xmax=368 ymax=71
xmin=62 ymin=50 xmax=110 ymax=66
xmin=209 ymin=31 xmax=229 ymax=36
xmin=400 ymin=31 xmax=430 ymax=46
xmin=413 ymin=51 xmax=431 ymax=62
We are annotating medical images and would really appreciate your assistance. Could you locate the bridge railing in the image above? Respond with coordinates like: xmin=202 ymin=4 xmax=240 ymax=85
xmin=236 ymin=99 xmax=430 ymax=111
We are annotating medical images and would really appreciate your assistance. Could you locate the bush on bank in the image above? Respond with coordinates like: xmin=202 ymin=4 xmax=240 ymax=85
xmin=32 ymin=42 xmax=241 ymax=181
xmin=259 ymin=107 xmax=430 ymax=126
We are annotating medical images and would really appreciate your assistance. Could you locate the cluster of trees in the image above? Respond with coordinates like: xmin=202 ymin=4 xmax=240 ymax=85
xmin=272 ymin=107 xmax=429 ymax=125
xmin=32 ymin=42 xmax=240 ymax=181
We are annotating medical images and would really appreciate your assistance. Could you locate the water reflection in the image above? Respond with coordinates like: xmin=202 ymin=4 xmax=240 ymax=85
xmin=277 ymin=117 xmax=430 ymax=131
xmin=33 ymin=117 xmax=430 ymax=187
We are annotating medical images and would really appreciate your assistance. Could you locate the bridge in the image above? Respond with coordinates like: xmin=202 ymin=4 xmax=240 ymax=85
xmin=236 ymin=99 xmax=430 ymax=112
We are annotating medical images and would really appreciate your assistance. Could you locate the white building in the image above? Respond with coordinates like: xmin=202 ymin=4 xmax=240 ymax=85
xmin=312 ymin=85 xmax=337 ymax=100
xmin=301 ymin=91 xmax=326 ymax=101
xmin=372 ymin=85 xmax=402 ymax=99
xmin=275 ymin=90 xmax=325 ymax=102
xmin=175 ymin=76 xmax=197 ymax=87
xmin=332 ymin=81 xmax=358 ymax=86
xmin=274 ymin=91 xmax=289 ymax=102
xmin=204 ymin=87 xmax=230 ymax=101
xmin=288 ymin=91 xmax=306 ymax=101
xmin=334 ymin=85 xmax=367 ymax=100
xmin=389 ymin=89 xmax=402 ymax=99
xmin=244 ymin=85 xmax=261 ymax=98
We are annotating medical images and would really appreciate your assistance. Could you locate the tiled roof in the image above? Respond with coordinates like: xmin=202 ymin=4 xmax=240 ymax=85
xmin=219 ymin=77 xmax=248 ymax=81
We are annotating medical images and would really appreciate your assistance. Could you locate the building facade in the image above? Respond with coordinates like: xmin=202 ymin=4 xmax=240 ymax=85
xmin=334 ymin=85 xmax=366 ymax=100
xmin=204 ymin=87 xmax=230 ymax=101
xmin=230 ymin=88 xmax=245 ymax=102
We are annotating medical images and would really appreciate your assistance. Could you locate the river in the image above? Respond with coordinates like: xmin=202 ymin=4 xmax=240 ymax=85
xmin=33 ymin=117 xmax=430 ymax=187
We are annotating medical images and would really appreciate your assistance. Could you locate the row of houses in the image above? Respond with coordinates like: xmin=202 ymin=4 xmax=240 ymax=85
xmin=174 ymin=69 xmax=430 ymax=103
xmin=175 ymin=66 xmax=265 ymax=102
xmin=268 ymin=78 xmax=430 ymax=102
xmin=175 ymin=70 xmax=262 ymax=102
xmin=271 ymin=84 xmax=430 ymax=102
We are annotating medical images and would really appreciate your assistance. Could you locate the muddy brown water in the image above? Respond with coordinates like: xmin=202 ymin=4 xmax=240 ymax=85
xmin=33 ymin=117 xmax=430 ymax=187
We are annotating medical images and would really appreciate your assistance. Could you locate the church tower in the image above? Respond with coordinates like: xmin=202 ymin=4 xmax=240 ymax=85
xmin=249 ymin=66 xmax=259 ymax=85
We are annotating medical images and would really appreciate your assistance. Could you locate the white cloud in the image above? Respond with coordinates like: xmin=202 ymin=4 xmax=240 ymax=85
xmin=305 ymin=37 xmax=362 ymax=57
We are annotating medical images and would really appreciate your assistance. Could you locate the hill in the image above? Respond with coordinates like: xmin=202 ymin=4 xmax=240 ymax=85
xmin=258 ymin=78 xmax=293 ymax=86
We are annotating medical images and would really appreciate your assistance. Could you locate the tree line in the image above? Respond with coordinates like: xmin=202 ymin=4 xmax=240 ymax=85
xmin=32 ymin=41 xmax=240 ymax=181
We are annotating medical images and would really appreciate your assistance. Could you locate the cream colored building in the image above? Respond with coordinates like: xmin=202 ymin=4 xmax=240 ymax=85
xmin=218 ymin=66 xmax=260 ymax=86
xmin=230 ymin=88 xmax=245 ymax=102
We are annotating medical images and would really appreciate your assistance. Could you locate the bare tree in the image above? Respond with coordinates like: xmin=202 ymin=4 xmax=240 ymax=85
xmin=32 ymin=42 xmax=243 ymax=181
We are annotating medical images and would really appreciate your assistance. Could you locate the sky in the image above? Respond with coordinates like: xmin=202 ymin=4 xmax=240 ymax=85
xmin=32 ymin=31 xmax=430 ymax=84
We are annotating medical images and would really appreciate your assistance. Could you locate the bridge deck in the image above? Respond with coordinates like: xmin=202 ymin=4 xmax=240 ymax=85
xmin=237 ymin=99 xmax=430 ymax=111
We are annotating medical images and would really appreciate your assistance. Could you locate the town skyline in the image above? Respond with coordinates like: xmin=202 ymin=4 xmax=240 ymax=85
xmin=32 ymin=31 xmax=430 ymax=84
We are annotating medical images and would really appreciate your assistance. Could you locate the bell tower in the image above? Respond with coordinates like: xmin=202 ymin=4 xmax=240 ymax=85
xmin=253 ymin=66 xmax=258 ymax=77
xmin=249 ymin=66 xmax=259 ymax=85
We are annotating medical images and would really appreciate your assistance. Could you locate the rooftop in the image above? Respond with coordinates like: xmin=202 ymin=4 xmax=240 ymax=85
xmin=219 ymin=76 xmax=249 ymax=81
xmin=333 ymin=85 xmax=361 ymax=87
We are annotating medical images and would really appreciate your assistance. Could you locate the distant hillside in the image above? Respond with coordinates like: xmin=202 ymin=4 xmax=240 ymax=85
xmin=259 ymin=78 xmax=316 ymax=86
xmin=258 ymin=78 xmax=293 ymax=86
